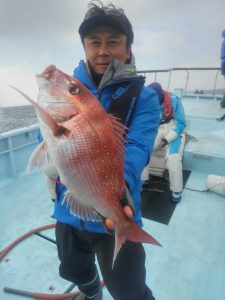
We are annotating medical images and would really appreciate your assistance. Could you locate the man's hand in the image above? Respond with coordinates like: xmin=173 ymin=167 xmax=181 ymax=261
xmin=105 ymin=206 xmax=133 ymax=230
xmin=161 ymin=138 xmax=168 ymax=147
xmin=104 ymin=184 xmax=135 ymax=230
xmin=155 ymin=138 xmax=168 ymax=150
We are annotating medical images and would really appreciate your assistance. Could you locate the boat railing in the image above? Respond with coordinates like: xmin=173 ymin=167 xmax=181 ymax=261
xmin=0 ymin=67 xmax=223 ymax=178
xmin=137 ymin=67 xmax=222 ymax=95
xmin=0 ymin=124 xmax=39 ymax=177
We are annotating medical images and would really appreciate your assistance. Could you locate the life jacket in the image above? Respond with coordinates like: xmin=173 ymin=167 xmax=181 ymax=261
xmin=162 ymin=91 xmax=173 ymax=123
xmin=107 ymin=77 xmax=145 ymax=128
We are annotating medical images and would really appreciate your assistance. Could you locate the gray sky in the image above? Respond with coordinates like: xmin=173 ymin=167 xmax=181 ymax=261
xmin=0 ymin=0 xmax=224 ymax=106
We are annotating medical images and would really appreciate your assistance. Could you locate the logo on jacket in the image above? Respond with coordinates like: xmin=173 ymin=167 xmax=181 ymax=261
xmin=112 ymin=86 xmax=129 ymax=99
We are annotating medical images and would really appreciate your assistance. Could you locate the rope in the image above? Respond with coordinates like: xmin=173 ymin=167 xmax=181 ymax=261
xmin=0 ymin=224 xmax=105 ymax=299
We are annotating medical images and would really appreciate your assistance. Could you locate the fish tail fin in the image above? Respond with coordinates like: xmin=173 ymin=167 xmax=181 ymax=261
xmin=113 ymin=230 xmax=127 ymax=268
xmin=126 ymin=220 xmax=161 ymax=246
xmin=113 ymin=220 xmax=161 ymax=267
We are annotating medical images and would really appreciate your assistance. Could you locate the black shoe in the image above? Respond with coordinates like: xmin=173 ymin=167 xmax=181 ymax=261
xmin=73 ymin=286 xmax=103 ymax=300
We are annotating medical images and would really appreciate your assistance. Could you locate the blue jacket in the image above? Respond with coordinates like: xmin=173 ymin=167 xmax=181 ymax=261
xmin=168 ymin=93 xmax=186 ymax=135
xmin=221 ymin=29 xmax=225 ymax=76
xmin=159 ymin=93 xmax=186 ymax=155
xmin=50 ymin=60 xmax=160 ymax=233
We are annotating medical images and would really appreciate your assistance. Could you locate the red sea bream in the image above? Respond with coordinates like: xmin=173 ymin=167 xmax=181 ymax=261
xmin=11 ymin=65 xmax=161 ymax=265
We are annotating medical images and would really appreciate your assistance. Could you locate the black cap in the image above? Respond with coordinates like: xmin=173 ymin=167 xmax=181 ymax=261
xmin=79 ymin=2 xmax=134 ymax=44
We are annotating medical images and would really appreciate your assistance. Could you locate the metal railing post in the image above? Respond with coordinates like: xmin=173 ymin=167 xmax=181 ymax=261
xmin=167 ymin=69 xmax=172 ymax=90
xmin=213 ymin=70 xmax=220 ymax=95
xmin=184 ymin=70 xmax=189 ymax=94
xmin=7 ymin=137 xmax=17 ymax=177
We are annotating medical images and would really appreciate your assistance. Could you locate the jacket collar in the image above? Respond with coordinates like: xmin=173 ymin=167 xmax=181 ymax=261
xmin=74 ymin=53 xmax=140 ymax=91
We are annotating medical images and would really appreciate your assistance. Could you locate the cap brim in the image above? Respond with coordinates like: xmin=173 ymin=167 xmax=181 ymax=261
xmin=79 ymin=15 xmax=128 ymax=39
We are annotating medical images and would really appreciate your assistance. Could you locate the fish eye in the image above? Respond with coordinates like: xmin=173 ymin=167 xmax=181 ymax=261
xmin=68 ymin=83 xmax=81 ymax=95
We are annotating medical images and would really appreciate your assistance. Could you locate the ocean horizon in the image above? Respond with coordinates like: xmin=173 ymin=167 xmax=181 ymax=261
xmin=0 ymin=105 xmax=38 ymax=134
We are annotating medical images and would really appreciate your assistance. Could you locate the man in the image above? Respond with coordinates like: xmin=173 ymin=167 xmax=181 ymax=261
xmin=142 ymin=82 xmax=186 ymax=203
xmin=46 ymin=1 xmax=160 ymax=300
xmin=220 ymin=29 xmax=225 ymax=108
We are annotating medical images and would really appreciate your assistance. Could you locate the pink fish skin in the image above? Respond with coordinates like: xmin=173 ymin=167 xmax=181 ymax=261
xmin=11 ymin=65 xmax=161 ymax=266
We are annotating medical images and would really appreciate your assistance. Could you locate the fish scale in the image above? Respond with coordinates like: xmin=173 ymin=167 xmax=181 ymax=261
xmin=51 ymin=114 xmax=120 ymax=212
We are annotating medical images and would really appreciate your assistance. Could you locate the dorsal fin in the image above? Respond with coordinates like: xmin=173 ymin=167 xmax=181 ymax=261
xmin=108 ymin=114 xmax=127 ymax=155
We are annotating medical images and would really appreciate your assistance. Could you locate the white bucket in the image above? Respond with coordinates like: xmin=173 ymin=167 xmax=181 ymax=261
xmin=205 ymin=174 xmax=225 ymax=196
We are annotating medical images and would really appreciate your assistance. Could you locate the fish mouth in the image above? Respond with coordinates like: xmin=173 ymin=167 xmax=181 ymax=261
xmin=36 ymin=65 xmax=57 ymax=79
xmin=36 ymin=65 xmax=77 ymax=117
xmin=35 ymin=65 xmax=59 ymax=88
xmin=36 ymin=75 xmax=68 ymax=106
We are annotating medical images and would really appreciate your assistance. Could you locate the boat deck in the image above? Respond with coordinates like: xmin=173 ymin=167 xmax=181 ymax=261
xmin=1 ymin=94 xmax=225 ymax=300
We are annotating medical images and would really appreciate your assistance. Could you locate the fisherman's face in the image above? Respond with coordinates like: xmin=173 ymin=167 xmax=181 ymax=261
xmin=83 ymin=26 xmax=131 ymax=74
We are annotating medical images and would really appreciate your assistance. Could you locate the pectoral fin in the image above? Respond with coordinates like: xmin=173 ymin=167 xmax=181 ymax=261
xmin=27 ymin=141 xmax=50 ymax=172
xmin=63 ymin=191 xmax=103 ymax=222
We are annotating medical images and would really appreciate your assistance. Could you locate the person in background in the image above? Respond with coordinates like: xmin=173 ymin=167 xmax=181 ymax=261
xmin=220 ymin=29 xmax=225 ymax=108
xmin=142 ymin=82 xmax=186 ymax=203
xmin=39 ymin=1 xmax=160 ymax=299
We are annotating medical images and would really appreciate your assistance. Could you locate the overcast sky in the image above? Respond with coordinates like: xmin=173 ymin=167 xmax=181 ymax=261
xmin=0 ymin=0 xmax=224 ymax=107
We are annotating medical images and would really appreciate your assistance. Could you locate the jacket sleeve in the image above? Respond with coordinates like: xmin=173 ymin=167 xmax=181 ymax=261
xmin=124 ymin=87 xmax=160 ymax=191
xmin=164 ymin=95 xmax=186 ymax=143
